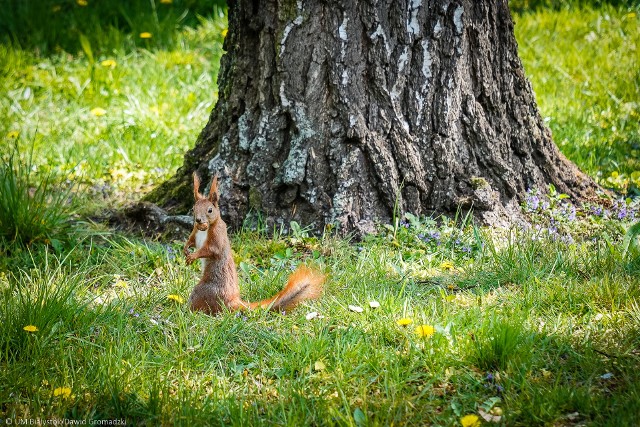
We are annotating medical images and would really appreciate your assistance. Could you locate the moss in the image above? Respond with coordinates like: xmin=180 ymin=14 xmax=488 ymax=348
xmin=275 ymin=0 xmax=302 ymax=59
xmin=470 ymin=176 xmax=490 ymax=190
xmin=248 ymin=186 xmax=262 ymax=210
xmin=144 ymin=173 xmax=193 ymax=213
xmin=278 ymin=0 xmax=299 ymax=23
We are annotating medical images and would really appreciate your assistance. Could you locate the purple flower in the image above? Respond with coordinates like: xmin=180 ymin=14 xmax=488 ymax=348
xmin=419 ymin=231 xmax=441 ymax=244
xmin=617 ymin=207 xmax=627 ymax=220
xmin=524 ymin=188 xmax=543 ymax=212
xmin=558 ymin=202 xmax=576 ymax=221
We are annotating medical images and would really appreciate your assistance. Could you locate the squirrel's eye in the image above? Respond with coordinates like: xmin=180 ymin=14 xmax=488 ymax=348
xmin=207 ymin=207 xmax=213 ymax=214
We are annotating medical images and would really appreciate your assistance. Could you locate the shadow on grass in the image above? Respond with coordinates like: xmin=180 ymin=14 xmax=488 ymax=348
xmin=0 ymin=0 xmax=226 ymax=55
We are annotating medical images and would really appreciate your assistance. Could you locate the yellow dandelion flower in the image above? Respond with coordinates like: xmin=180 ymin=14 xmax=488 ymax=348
xmin=396 ymin=318 xmax=413 ymax=326
xmin=440 ymin=261 xmax=455 ymax=271
xmin=114 ymin=280 xmax=128 ymax=289
xmin=160 ymin=0 xmax=173 ymax=3
xmin=460 ymin=414 xmax=481 ymax=427
xmin=90 ymin=107 xmax=106 ymax=117
xmin=139 ymin=32 xmax=153 ymax=39
xmin=167 ymin=294 xmax=185 ymax=304
xmin=23 ymin=325 xmax=38 ymax=332
xmin=101 ymin=59 xmax=117 ymax=68
xmin=76 ymin=0 xmax=88 ymax=6
xmin=6 ymin=130 xmax=19 ymax=139
xmin=415 ymin=325 xmax=435 ymax=337
xmin=221 ymin=29 xmax=228 ymax=38
xmin=53 ymin=387 xmax=72 ymax=398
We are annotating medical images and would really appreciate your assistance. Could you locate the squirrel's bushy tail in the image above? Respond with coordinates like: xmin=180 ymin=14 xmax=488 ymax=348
xmin=248 ymin=265 xmax=324 ymax=312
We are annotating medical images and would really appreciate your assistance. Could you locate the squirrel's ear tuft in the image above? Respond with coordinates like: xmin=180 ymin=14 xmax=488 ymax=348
xmin=209 ymin=175 xmax=219 ymax=205
xmin=193 ymin=172 xmax=201 ymax=200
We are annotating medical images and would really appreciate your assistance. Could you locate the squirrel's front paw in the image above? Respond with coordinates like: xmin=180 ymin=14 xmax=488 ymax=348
xmin=185 ymin=253 xmax=197 ymax=265
xmin=183 ymin=246 xmax=191 ymax=257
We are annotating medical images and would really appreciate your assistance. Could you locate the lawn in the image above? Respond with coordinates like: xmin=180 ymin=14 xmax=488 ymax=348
xmin=1 ymin=1 xmax=640 ymax=426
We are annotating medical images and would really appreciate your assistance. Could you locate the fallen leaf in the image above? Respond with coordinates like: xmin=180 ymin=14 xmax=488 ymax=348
xmin=348 ymin=305 xmax=364 ymax=313
xmin=314 ymin=360 xmax=326 ymax=371
xmin=479 ymin=408 xmax=501 ymax=423
xmin=565 ymin=412 xmax=580 ymax=421
xmin=369 ymin=301 xmax=380 ymax=308
xmin=306 ymin=311 xmax=319 ymax=320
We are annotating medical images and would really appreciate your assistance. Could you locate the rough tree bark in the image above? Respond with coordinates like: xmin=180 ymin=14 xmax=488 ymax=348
xmin=149 ymin=0 xmax=599 ymax=234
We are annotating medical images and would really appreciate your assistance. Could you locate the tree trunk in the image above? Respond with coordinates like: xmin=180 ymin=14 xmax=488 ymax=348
xmin=149 ymin=0 xmax=599 ymax=234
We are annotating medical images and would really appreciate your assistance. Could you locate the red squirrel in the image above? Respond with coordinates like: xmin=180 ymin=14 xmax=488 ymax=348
xmin=183 ymin=173 xmax=324 ymax=315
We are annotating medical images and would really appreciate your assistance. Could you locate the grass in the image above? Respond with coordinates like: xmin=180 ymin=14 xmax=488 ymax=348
xmin=0 ymin=0 xmax=225 ymax=54
xmin=515 ymin=4 xmax=640 ymax=194
xmin=1 ymin=2 xmax=640 ymax=426
xmin=1 ymin=16 xmax=226 ymax=209
xmin=1 ymin=220 xmax=639 ymax=425
xmin=0 ymin=145 xmax=77 ymax=248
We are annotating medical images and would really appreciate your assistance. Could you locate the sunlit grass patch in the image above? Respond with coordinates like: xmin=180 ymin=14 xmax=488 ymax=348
xmin=0 ymin=15 xmax=225 ymax=208
xmin=515 ymin=5 xmax=640 ymax=194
